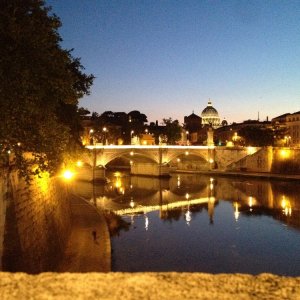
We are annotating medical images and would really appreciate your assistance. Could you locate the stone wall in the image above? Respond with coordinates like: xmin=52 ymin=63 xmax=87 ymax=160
xmin=227 ymin=147 xmax=273 ymax=172
xmin=0 ymin=168 xmax=71 ymax=273
xmin=271 ymin=148 xmax=300 ymax=174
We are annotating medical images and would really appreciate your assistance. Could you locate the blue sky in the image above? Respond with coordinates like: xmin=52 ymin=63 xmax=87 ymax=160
xmin=47 ymin=0 xmax=300 ymax=124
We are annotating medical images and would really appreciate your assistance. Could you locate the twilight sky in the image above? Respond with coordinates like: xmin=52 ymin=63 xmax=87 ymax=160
xmin=47 ymin=0 xmax=300 ymax=124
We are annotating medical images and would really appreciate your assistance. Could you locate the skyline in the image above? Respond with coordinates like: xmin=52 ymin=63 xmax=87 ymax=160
xmin=47 ymin=0 xmax=300 ymax=124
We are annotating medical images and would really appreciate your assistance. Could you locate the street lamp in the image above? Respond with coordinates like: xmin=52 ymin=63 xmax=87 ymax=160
xmin=103 ymin=127 xmax=108 ymax=145
xmin=186 ymin=131 xmax=189 ymax=145
xmin=89 ymin=129 xmax=94 ymax=145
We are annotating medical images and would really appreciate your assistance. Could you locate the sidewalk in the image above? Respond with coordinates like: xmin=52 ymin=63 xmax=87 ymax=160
xmin=58 ymin=195 xmax=111 ymax=272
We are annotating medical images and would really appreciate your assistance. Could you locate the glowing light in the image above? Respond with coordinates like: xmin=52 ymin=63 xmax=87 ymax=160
xmin=143 ymin=141 xmax=147 ymax=145
xmin=247 ymin=147 xmax=256 ymax=155
xmin=280 ymin=149 xmax=290 ymax=159
xmin=103 ymin=127 xmax=107 ymax=132
xmin=76 ymin=160 xmax=83 ymax=167
xmin=249 ymin=196 xmax=253 ymax=207
xmin=210 ymin=177 xmax=214 ymax=182
xmin=210 ymin=183 xmax=214 ymax=190
xmin=281 ymin=195 xmax=292 ymax=216
xmin=130 ymin=198 xmax=135 ymax=208
xmin=62 ymin=170 xmax=74 ymax=180
xmin=185 ymin=151 xmax=189 ymax=155
xmin=209 ymin=158 xmax=214 ymax=163
xmin=145 ymin=215 xmax=149 ymax=230
xmin=130 ymin=160 xmax=133 ymax=165
xmin=7 ymin=150 xmax=11 ymax=154
xmin=86 ymin=145 xmax=215 ymax=150
xmin=177 ymin=158 xmax=181 ymax=162
xmin=185 ymin=210 xmax=192 ymax=225
xmin=114 ymin=172 xmax=121 ymax=177
xmin=17 ymin=142 xmax=21 ymax=146
xmin=130 ymin=151 xmax=134 ymax=156
xmin=185 ymin=193 xmax=190 ymax=200
xmin=89 ymin=129 xmax=94 ymax=133
xmin=234 ymin=202 xmax=239 ymax=221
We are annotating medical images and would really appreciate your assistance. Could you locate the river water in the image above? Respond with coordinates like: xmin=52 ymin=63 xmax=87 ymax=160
xmin=73 ymin=171 xmax=300 ymax=275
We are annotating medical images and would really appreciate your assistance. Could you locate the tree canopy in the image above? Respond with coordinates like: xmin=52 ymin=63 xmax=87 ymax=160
xmin=0 ymin=0 xmax=94 ymax=177
xmin=162 ymin=118 xmax=182 ymax=145
xmin=238 ymin=127 xmax=274 ymax=146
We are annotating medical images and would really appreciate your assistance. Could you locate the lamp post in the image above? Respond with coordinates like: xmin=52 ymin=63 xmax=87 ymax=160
xmin=89 ymin=129 xmax=94 ymax=145
xmin=130 ymin=130 xmax=134 ymax=145
xmin=186 ymin=131 xmax=189 ymax=145
xmin=103 ymin=127 xmax=108 ymax=145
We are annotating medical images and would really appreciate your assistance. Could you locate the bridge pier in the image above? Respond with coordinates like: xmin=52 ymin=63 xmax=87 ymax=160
xmin=131 ymin=162 xmax=170 ymax=177
xmin=76 ymin=165 xmax=106 ymax=182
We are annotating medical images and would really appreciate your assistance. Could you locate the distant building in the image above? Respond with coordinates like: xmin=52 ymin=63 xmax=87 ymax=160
xmin=286 ymin=111 xmax=300 ymax=147
xmin=271 ymin=113 xmax=290 ymax=146
xmin=201 ymin=100 xmax=221 ymax=128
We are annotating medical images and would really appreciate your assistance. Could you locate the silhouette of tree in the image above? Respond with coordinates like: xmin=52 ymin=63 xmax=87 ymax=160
xmin=0 ymin=0 xmax=94 ymax=178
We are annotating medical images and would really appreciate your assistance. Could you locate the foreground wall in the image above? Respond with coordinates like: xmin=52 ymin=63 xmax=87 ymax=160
xmin=0 ymin=272 xmax=299 ymax=300
xmin=0 ymin=168 xmax=71 ymax=273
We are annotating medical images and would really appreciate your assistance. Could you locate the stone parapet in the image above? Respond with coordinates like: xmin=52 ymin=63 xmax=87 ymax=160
xmin=0 ymin=272 xmax=300 ymax=300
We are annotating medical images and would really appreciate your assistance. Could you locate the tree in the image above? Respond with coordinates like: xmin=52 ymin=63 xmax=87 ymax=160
xmin=0 ymin=0 xmax=94 ymax=178
xmin=238 ymin=127 xmax=274 ymax=146
xmin=162 ymin=118 xmax=182 ymax=145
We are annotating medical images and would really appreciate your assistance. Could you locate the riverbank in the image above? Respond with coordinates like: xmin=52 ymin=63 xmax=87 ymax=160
xmin=1 ymin=272 xmax=300 ymax=299
xmin=58 ymin=194 xmax=111 ymax=272
xmin=174 ymin=169 xmax=300 ymax=181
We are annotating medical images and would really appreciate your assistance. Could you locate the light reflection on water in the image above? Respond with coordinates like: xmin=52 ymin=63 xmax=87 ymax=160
xmin=72 ymin=172 xmax=300 ymax=275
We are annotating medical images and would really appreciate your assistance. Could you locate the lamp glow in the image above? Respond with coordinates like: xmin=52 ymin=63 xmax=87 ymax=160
xmin=63 ymin=170 xmax=74 ymax=180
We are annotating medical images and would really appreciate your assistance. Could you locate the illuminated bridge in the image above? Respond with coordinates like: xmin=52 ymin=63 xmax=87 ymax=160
xmin=75 ymin=145 xmax=269 ymax=181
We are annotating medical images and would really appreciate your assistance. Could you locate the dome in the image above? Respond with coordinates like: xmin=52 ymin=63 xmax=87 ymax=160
xmin=201 ymin=101 xmax=219 ymax=117
xmin=201 ymin=100 xmax=221 ymax=128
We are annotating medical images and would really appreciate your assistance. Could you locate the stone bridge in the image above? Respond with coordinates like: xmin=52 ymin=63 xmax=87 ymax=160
xmin=75 ymin=145 xmax=267 ymax=181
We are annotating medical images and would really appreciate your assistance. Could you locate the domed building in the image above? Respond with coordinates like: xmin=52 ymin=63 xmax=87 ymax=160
xmin=201 ymin=100 xmax=221 ymax=128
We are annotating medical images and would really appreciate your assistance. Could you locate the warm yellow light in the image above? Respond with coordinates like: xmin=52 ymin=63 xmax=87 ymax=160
xmin=130 ymin=198 xmax=135 ymax=208
xmin=177 ymin=158 xmax=181 ymax=162
xmin=185 ymin=151 xmax=189 ymax=155
xmin=63 ymin=170 xmax=74 ymax=180
xmin=130 ymin=160 xmax=133 ymax=165
xmin=209 ymin=158 xmax=214 ymax=163
xmin=143 ymin=141 xmax=147 ymax=145
xmin=130 ymin=151 xmax=134 ymax=156
xmin=210 ymin=183 xmax=214 ymax=190
xmin=76 ymin=160 xmax=83 ymax=167
xmin=115 ymin=178 xmax=122 ymax=188
xmin=280 ymin=149 xmax=290 ymax=159
xmin=281 ymin=196 xmax=292 ymax=216
xmin=247 ymin=147 xmax=256 ymax=155
xmin=249 ymin=196 xmax=253 ymax=207
xmin=234 ymin=202 xmax=239 ymax=221
xmin=185 ymin=193 xmax=190 ymax=200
